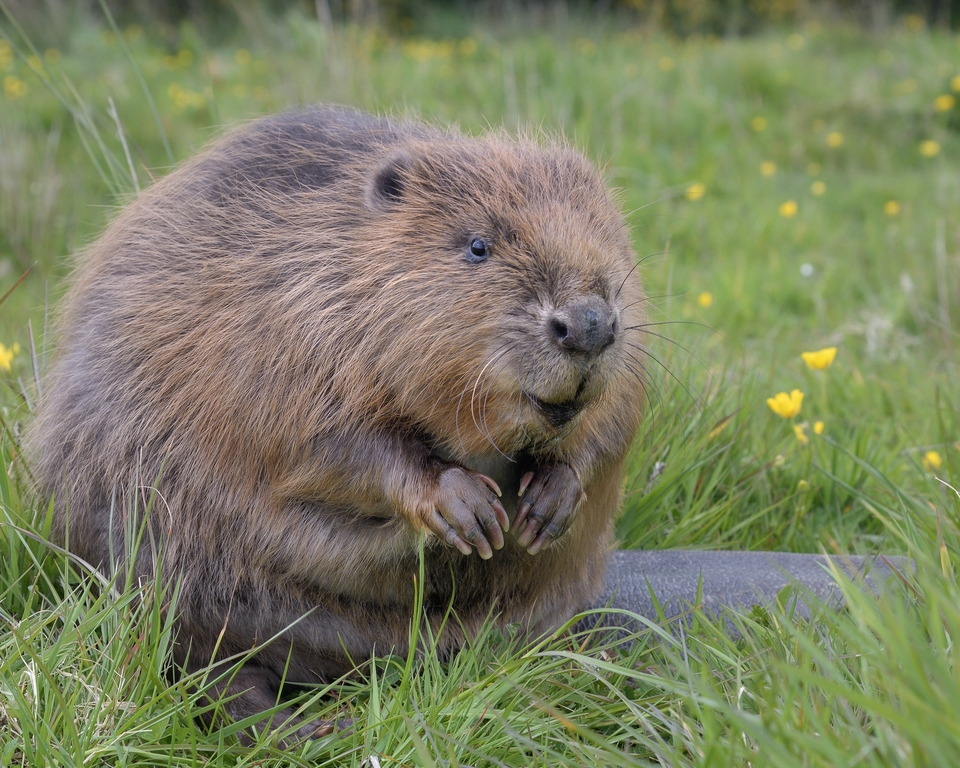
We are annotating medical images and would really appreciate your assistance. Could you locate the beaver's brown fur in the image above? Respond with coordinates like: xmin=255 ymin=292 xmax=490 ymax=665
xmin=28 ymin=106 xmax=646 ymax=738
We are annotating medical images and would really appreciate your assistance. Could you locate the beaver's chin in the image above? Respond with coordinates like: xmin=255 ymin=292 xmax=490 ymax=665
xmin=529 ymin=395 xmax=584 ymax=430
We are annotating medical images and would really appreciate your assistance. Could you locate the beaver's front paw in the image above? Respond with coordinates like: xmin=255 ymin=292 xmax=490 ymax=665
xmin=514 ymin=463 xmax=585 ymax=554
xmin=421 ymin=468 xmax=509 ymax=560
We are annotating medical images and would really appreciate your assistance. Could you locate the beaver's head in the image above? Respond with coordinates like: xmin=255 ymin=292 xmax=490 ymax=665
xmin=352 ymin=137 xmax=646 ymax=458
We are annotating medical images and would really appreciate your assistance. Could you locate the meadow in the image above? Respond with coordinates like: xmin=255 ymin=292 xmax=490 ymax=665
xmin=1 ymin=5 xmax=959 ymax=766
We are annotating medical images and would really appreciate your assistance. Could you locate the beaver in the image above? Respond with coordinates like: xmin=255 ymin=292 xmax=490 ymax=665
xmin=28 ymin=106 xmax=647 ymax=739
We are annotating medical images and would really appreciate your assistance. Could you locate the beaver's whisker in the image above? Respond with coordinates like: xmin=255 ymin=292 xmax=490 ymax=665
xmin=455 ymin=341 xmax=512 ymax=454
xmin=469 ymin=344 xmax=514 ymax=459
xmin=623 ymin=342 xmax=709 ymax=418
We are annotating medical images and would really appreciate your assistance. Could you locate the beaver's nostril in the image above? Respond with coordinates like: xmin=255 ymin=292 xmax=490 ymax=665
xmin=550 ymin=318 xmax=572 ymax=347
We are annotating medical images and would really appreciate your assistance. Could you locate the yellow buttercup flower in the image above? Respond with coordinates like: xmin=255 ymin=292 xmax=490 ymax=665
xmin=760 ymin=161 xmax=776 ymax=176
xmin=697 ymin=291 xmax=713 ymax=308
xmin=952 ymin=75 xmax=960 ymax=93
xmin=751 ymin=116 xmax=768 ymax=132
xmin=3 ymin=75 xmax=27 ymax=99
xmin=813 ymin=421 xmax=825 ymax=435
xmin=0 ymin=342 xmax=20 ymax=371
xmin=767 ymin=389 xmax=804 ymax=419
xmin=826 ymin=131 xmax=844 ymax=148
xmin=922 ymin=450 xmax=942 ymax=471
xmin=811 ymin=180 xmax=826 ymax=195
xmin=934 ymin=94 xmax=956 ymax=112
xmin=794 ymin=424 xmax=809 ymax=444
xmin=801 ymin=346 xmax=837 ymax=370
xmin=884 ymin=200 xmax=901 ymax=216
xmin=685 ymin=182 xmax=705 ymax=201
xmin=920 ymin=140 xmax=941 ymax=157
xmin=779 ymin=200 xmax=798 ymax=218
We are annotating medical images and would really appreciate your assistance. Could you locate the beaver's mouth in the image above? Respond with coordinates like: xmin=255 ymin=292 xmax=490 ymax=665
xmin=531 ymin=395 xmax=582 ymax=429
xmin=529 ymin=376 xmax=591 ymax=429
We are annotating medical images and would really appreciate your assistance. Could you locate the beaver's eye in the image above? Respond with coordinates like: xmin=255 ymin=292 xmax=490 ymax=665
xmin=466 ymin=238 xmax=489 ymax=264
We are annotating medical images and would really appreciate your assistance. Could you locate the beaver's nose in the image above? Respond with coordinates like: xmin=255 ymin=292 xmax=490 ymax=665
xmin=547 ymin=296 xmax=617 ymax=357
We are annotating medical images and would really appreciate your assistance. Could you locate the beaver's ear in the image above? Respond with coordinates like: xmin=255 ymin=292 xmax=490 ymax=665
xmin=368 ymin=151 xmax=414 ymax=211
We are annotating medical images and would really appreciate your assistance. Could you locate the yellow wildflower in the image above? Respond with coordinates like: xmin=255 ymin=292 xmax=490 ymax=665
xmin=685 ymin=182 xmax=705 ymax=201
xmin=760 ymin=161 xmax=776 ymax=176
xmin=767 ymin=389 xmax=803 ymax=419
xmin=813 ymin=421 xmax=825 ymax=435
xmin=801 ymin=346 xmax=837 ymax=370
xmin=3 ymin=75 xmax=27 ymax=99
xmin=920 ymin=140 xmax=941 ymax=158
xmin=884 ymin=200 xmax=901 ymax=216
xmin=751 ymin=116 xmax=768 ymax=132
xmin=922 ymin=450 xmax=942 ymax=471
xmin=952 ymin=75 xmax=960 ymax=93
xmin=811 ymin=180 xmax=826 ymax=195
xmin=794 ymin=424 xmax=809 ymax=444
xmin=934 ymin=94 xmax=956 ymax=112
xmin=779 ymin=200 xmax=798 ymax=218
xmin=658 ymin=56 xmax=674 ymax=72
xmin=797 ymin=479 xmax=810 ymax=491
xmin=0 ymin=342 xmax=20 ymax=371
xmin=826 ymin=131 xmax=844 ymax=148
xmin=697 ymin=291 xmax=713 ymax=308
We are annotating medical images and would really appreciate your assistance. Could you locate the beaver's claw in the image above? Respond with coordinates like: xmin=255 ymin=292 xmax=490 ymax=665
xmin=514 ymin=463 xmax=585 ymax=554
xmin=423 ymin=468 xmax=509 ymax=559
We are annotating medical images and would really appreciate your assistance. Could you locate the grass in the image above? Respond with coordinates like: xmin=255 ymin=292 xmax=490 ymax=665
xmin=1 ymin=5 xmax=959 ymax=766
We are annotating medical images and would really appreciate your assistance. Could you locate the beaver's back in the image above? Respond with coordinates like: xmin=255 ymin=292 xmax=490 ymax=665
xmin=32 ymin=108 xmax=422 ymax=562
